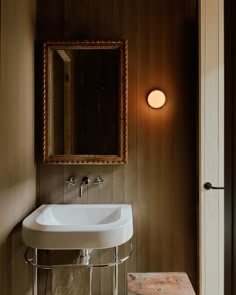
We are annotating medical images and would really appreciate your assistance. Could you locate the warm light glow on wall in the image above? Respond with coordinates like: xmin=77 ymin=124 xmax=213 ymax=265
xmin=147 ymin=90 xmax=166 ymax=109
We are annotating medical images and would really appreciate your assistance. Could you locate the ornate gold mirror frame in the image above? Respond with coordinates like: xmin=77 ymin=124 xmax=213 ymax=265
xmin=42 ymin=41 xmax=128 ymax=164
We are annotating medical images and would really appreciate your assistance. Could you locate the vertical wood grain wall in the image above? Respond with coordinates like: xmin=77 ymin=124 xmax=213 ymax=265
xmin=36 ymin=0 xmax=198 ymax=294
xmin=0 ymin=0 xmax=36 ymax=294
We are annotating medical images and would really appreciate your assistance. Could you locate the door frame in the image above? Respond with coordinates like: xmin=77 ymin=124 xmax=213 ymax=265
xmin=199 ymin=0 xmax=224 ymax=294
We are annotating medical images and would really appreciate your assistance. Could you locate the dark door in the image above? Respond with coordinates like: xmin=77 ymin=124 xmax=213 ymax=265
xmin=225 ymin=0 xmax=236 ymax=294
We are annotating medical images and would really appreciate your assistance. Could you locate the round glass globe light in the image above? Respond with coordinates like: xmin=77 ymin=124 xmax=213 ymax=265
xmin=147 ymin=90 xmax=166 ymax=109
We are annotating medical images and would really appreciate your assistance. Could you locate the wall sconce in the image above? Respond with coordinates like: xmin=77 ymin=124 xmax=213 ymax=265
xmin=147 ymin=90 xmax=166 ymax=109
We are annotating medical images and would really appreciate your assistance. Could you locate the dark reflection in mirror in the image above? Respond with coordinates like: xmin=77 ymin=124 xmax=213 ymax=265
xmin=52 ymin=49 xmax=120 ymax=155
xmin=43 ymin=41 xmax=128 ymax=164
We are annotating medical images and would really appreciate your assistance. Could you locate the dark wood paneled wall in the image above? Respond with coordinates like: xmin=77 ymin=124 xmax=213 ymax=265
xmin=36 ymin=0 xmax=198 ymax=294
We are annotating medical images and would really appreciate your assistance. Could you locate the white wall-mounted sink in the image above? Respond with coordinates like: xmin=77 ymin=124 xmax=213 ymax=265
xmin=22 ymin=204 xmax=133 ymax=250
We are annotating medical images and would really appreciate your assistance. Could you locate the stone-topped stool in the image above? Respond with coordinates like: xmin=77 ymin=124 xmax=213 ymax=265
xmin=127 ymin=272 xmax=196 ymax=295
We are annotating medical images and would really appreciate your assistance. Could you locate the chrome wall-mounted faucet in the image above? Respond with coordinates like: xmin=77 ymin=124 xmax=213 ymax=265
xmin=65 ymin=175 xmax=103 ymax=198
xmin=80 ymin=176 xmax=90 ymax=198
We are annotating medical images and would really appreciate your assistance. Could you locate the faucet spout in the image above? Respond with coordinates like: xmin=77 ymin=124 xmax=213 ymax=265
xmin=80 ymin=176 xmax=90 ymax=198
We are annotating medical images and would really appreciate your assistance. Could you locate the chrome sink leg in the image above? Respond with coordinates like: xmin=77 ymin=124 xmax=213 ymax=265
xmin=113 ymin=246 xmax=118 ymax=295
xmin=32 ymin=248 xmax=38 ymax=295
xmin=80 ymin=249 xmax=90 ymax=265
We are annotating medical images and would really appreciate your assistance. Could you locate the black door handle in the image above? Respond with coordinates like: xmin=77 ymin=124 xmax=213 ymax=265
xmin=204 ymin=182 xmax=224 ymax=190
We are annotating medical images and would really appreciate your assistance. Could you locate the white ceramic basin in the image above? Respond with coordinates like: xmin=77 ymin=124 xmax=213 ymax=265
xmin=22 ymin=204 xmax=133 ymax=250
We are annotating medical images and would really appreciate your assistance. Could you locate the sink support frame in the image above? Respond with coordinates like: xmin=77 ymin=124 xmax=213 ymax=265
xmin=113 ymin=246 xmax=118 ymax=295
xmin=24 ymin=240 xmax=132 ymax=295
xmin=32 ymin=248 xmax=38 ymax=295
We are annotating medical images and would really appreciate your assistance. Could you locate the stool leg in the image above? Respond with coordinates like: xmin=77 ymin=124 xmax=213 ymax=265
xmin=113 ymin=246 xmax=118 ymax=295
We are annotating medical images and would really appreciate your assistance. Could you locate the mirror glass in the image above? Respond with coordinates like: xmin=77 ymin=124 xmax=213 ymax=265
xmin=43 ymin=41 xmax=128 ymax=164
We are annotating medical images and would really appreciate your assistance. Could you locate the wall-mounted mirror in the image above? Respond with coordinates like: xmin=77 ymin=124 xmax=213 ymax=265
xmin=43 ymin=41 xmax=128 ymax=164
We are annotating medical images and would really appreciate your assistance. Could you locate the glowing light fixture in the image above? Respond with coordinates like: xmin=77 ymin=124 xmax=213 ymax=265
xmin=147 ymin=90 xmax=166 ymax=109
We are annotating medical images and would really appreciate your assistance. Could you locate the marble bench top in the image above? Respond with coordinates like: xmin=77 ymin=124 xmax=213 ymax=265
xmin=127 ymin=272 xmax=196 ymax=295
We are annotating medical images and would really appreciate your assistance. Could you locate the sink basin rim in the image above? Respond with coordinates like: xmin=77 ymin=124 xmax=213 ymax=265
xmin=23 ymin=204 xmax=131 ymax=231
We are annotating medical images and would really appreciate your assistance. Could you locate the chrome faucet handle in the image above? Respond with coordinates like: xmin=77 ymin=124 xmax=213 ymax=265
xmin=80 ymin=176 xmax=90 ymax=197
xmin=65 ymin=176 xmax=78 ymax=189
xmin=93 ymin=176 xmax=104 ymax=188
